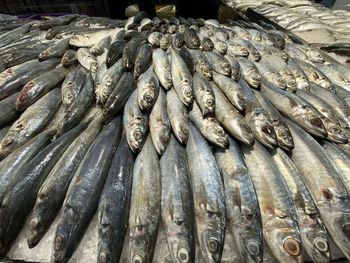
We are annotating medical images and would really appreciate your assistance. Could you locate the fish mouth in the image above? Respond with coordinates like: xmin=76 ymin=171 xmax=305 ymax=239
xmin=216 ymin=136 xmax=229 ymax=148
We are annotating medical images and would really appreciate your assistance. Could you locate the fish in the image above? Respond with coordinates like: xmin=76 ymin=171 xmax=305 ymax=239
xmin=102 ymin=72 xmax=134 ymax=122
xmin=0 ymin=92 xmax=18 ymax=128
xmin=0 ymin=58 xmax=59 ymax=100
xmin=122 ymin=37 xmax=145 ymax=70
xmin=77 ymin=48 xmax=98 ymax=73
xmin=183 ymin=27 xmax=200 ymax=49
xmin=166 ymin=89 xmax=189 ymax=144
xmin=106 ymin=40 xmax=126 ymax=68
xmin=97 ymin=133 xmax=134 ymax=263
xmin=205 ymin=51 xmax=231 ymax=77
xmin=242 ymin=141 xmax=303 ymax=263
xmin=200 ymin=37 xmax=214 ymax=51
xmin=224 ymin=54 xmax=240 ymax=81
xmin=211 ymin=82 xmax=254 ymax=145
xmin=237 ymin=57 xmax=261 ymax=89
xmin=148 ymin=32 xmax=162 ymax=47
xmin=134 ymin=43 xmax=153 ymax=79
xmin=254 ymin=91 xmax=294 ymax=150
xmin=285 ymin=119 xmax=350 ymax=260
xmin=271 ymin=148 xmax=330 ymax=263
xmin=0 ymin=121 xmax=87 ymax=259
xmin=192 ymin=73 xmax=215 ymax=117
xmin=178 ymin=46 xmax=195 ymax=74
xmin=188 ymin=49 xmax=212 ymax=80
xmin=124 ymin=90 xmax=149 ymax=153
xmin=0 ymin=22 xmax=33 ymax=48
xmin=152 ymin=48 xmax=172 ymax=90
xmin=260 ymin=80 xmax=327 ymax=138
xmin=137 ymin=65 xmax=160 ymax=112
xmin=254 ymin=61 xmax=287 ymax=89
xmin=52 ymin=117 xmax=122 ymax=263
xmin=16 ymin=66 xmax=69 ymax=111
xmin=0 ymin=88 xmax=61 ymax=160
xmin=170 ymin=48 xmax=194 ymax=106
xmin=61 ymin=66 xmax=88 ymax=108
xmin=160 ymin=34 xmax=173 ymax=50
xmin=173 ymin=32 xmax=185 ymax=49
xmin=210 ymin=37 xmax=227 ymax=55
xmin=128 ymin=136 xmax=161 ymax=263
xmin=230 ymin=39 xmax=261 ymax=61
xmin=38 ymin=38 xmax=69 ymax=61
xmin=186 ymin=123 xmax=226 ymax=262
xmin=69 ymin=29 xmax=112 ymax=48
xmin=189 ymin=101 xmax=229 ymax=148
xmin=27 ymin=117 xmax=102 ymax=248
xmin=226 ymin=41 xmax=249 ymax=57
xmin=214 ymin=136 xmax=263 ymax=263
xmin=95 ymin=58 xmax=125 ymax=105
xmin=160 ymin=135 xmax=195 ymax=263
xmin=37 ymin=14 xmax=78 ymax=30
xmin=90 ymin=35 xmax=111 ymax=56
xmin=61 ymin=50 xmax=77 ymax=67
xmin=286 ymin=59 xmax=310 ymax=90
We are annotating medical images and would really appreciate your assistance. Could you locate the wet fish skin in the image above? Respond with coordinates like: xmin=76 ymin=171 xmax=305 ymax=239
xmin=285 ymin=119 xmax=350 ymax=260
xmin=170 ymin=48 xmax=194 ymax=106
xmin=152 ymin=48 xmax=172 ymax=90
xmin=192 ymin=73 xmax=215 ymax=117
xmin=205 ymin=51 xmax=232 ymax=77
xmin=188 ymin=49 xmax=212 ymax=80
xmin=69 ymin=30 xmax=112 ymax=48
xmin=122 ymin=37 xmax=144 ymax=70
xmin=102 ymin=72 xmax=134 ymax=122
xmin=90 ymin=35 xmax=111 ymax=56
xmin=0 ymin=22 xmax=33 ymax=48
xmin=128 ymin=136 xmax=161 ymax=263
xmin=160 ymin=135 xmax=195 ymax=263
xmin=61 ymin=50 xmax=77 ymax=67
xmin=0 ymin=93 xmax=18 ymax=128
xmin=0 ymin=88 xmax=61 ymax=160
xmin=166 ymin=89 xmax=189 ymax=144
xmin=173 ymin=32 xmax=185 ymax=49
xmin=237 ymin=58 xmax=262 ymax=89
xmin=0 ymin=121 xmax=87 ymax=259
xmin=106 ymin=40 xmax=126 ymax=68
xmin=38 ymin=38 xmax=69 ymax=61
xmin=260 ymin=80 xmax=327 ymax=138
xmin=27 ymin=117 xmax=102 ymax=248
xmin=254 ymin=61 xmax=287 ymax=89
xmin=189 ymin=101 xmax=229 ymax=148
xmin=242 ymin=141 xmax=303 ymax=263
xmin=186 ymin=123 xmax=226 ymax=262
xmin=16 ymin=66 xmax=69 ymax=111
xmin=37 ymin=14 xmax=78 ymax=30
xmin=214 ymin=136 xmax=263 ymax=263
xmin=137 ymin=65 xmax=160 ymax=112
xmin=286 ymin=59 xmax=310 ymax=91
xmin=210 ymin=37 xmax=227 ymax=55
xmin=77 ymin=48 xmax=98 ymax=73
xmin=254 ymin=91 xmax=294 ymax=150
xmin=226 ymin=41 xmax=250 ymax=57
xmin=184 ymin=27 xmax=201 ymax=49
xmin=178 ymin=46 xmax=195 ymax=74
xmin=224 ymin=54 xmax=240 ymax=81
xmin=97 ymin=133 xmax=134 ymax=263
xmin=148 ymin=32 xmax=162 ymax=48
xmin=149 ymin=89 xmax=171 ymax=156
xmin=124 ymin=90 xmax=149 ymax=153
xmin=160 ymin=34 xmax=173 ymax=50
xmin=134 ymin=43 xmax=153 ymax=79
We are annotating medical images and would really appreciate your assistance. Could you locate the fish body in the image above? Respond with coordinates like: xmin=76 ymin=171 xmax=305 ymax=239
xmin=192 ymin=73 xmax=215 ymax=117
xmin=152 ymin=48 xmax=172 ymax=90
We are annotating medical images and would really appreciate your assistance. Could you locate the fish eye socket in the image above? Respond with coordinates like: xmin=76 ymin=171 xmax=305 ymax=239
xmin=310 ymin=117 xmax=323 ymax=127
xmin=314 ymin=237 xmax=328 ymax=252
xmin=177 ymin=248 xmax=190 ymax=262
xmin=283 ymin=237 xmax=301 ymax=256
xmin=208 ymin=239 xmax=219 ymax=253
xmin=247 ymin=240 xmax=260 ymax=256
xmin=132 ymin=254 xmax=144 ymax=263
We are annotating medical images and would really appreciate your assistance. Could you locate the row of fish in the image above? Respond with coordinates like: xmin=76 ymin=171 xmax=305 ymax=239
xmin=0 ymin=12 xmax=350 ymax=263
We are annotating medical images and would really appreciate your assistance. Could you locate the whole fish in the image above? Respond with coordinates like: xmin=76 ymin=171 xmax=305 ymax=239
xmin=27 ymin=117 xmax=102 ymax=248
xmin=0 ymin=121 xmax=87 ymax=259
xmin=0 ymin=22 xmax=33 ymax=48
xmin=192 ymin=73 xmax=215 ymax=117
xmin=170 ymin=48 xmax=194 ymax=106
xmin=166 ymin=89 xmax=189 ymax=144
xmin=38 ymin=38 xmax=69 ymax=61
xmin=286 ymin=119 xmax=350 ymax=260
xmin=124 ymin=90 xmax=149 ymax=153
xmin=212 ymin=72 xmax=245 ymax=112
xmin=61 ymin=50 xmax=77 ymax=67
xmin=128 ymin=136 xmax=161 ymax=263
xmin=189 ymin=101 xmax=229 ymax=148
xmin=90 ymin=35 xmax=111 ymax=56
xmin=16 ymin=66 xmax=69 ymax=111
xmin=214 ymin=136 xmax=263 ymax=263
xmin=224 ymin=54 xmax=240 ymax=81
xmin=95 ymin=59 xmax=125 ymax=105
xmin=183 ymin=27 xmax=200 ymax=49
xmin=211 ymin=82 xmax=254 ymax=145
xmin=61 ymin=66 xmax=88 ymax=108
xmin=0 ymin=58 xmax=59 ymax=100
xmin=137 ymin=65 xmax=160 ymax=112
xmin=152 ymin=48 xmax=172 ymax=90
xmin=69 ymin=30 xmax=112 ymax=48
xmin=261 ymin=80 xmax=327 ymax=138
xmin=52 ymin=117 xmax=121 ymax=263
xmin=0 ymin=92 xmax=18 ymax=128
xmin=106 ymin=40 xmax=126 ymax=68
xmin=237 ymin=58 xmax=262 ymax=89
xmin=239 ymin=79 xmax=278 ymax=148
xmin=77 ymin=48 xmax=98 ymax=73
xmin=205 ymin=51 xmax=231 ymax=77
xmin=102 ymin=72 xmax=134 ymax=122
xmin=254 ymin=91 xmax=294 ymax=150
xmin=160 ymin=135 xmax=195 ymax=263
xmin=186 ymin=123 xmax=226 ymax=262
xmin=242 ymin=141 xmax=303 ymax=263
xmin=271 ymin=148 xmax=330 ymax=263
xmin=134 ymin=43 xmax=153 ymax=79
xmin=188 ymin=49 xmax=212 ymax=80
xmin=122 ymin=37 xmax=144 ymax=70
xmin=0 ymin=88 xmax=61 ymax=160
xmin=97 ymin=133 xmax=134 ymax=263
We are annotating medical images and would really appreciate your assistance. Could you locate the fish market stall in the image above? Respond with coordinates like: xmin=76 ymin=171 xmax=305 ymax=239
xmin=0 ymin=11 xmax=350 ymax=263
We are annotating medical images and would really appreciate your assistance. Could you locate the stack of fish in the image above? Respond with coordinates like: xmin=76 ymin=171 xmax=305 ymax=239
xmin=0 ymin=13 xmax=350 ymax=263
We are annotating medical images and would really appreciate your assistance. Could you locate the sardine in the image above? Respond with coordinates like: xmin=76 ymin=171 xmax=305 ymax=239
xmin=237 ymin=58 xmax=262 ymax=89
xmin=205 ymin=51 xmax=231 ymax=77
xmin=137 ymin=65 xmax=159 ymax=112
xmin=192 ymin=73 xmax=215 ymax=117
xmin=134 ymin=43 xmax=153 ymax=79
xmin=152 ymin=48 xmax=172 ymax=90
xmin=77 ymin=48 xmax=98 ymax=73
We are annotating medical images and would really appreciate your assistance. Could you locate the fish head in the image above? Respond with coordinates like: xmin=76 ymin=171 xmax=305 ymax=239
xmin=174 ymin=119 xmax=189 ymax=144
xmin=139 ymin=84 xmax=157 ymax=111
xmin=321 ymin=117 xmax=349 ymax=144
xmin=262 ymin=35 xmax=274 ymax=46
xmin=173 ymin=35 xmax=184 ymax=49
xmin=231 ymin=44 xmax=249 ymax=56
xmin=128 ymin=118 xmax=147 ymax=153
xmin=273 ymin=122 xmax=294 ymax=150
xmin=249 ymin=108 xmax=277 ymax=148
xmin=251 ymin=51 xmax=261 ymax=62
xmin=203 ymin=118 xmax=229 ymax=148
xmin=306 ymin=51 xmax=325 ymax=63
xmin=95 ymin=84 xmax=109 ymax=104
xmin=152 ymin=124 xmax=171 ymax=155
xmin=215 ymin=42 xmax=227 ymax=54
xmin=231 ymin=67 xmax=240 ymax=82
xmin=265 ymin=217 xmax=302 ymax=262
xmin=297 ymin=214 xmax=330 ymax=262
xmin=317 ymin=79 xmax=334 ymax=91
xmin=202 ymin=92 xmax=215 ymax=116
xmin=296 ymin=78 xmax=310 ymax=91
xmin=269 ymin=72 xmax=287 ymax=88
xmin=165 ymin=223 xmax=193 ymax=263
xmin=283 ymin=73 xmax=297 ymax=91
xmin=234 ymin=117 xmax=254 ymax=145
xmin=280 ymin=51 xmax=289 ymax=61
xmin=245 ymin=69 xmax=261 ymax=89
xmin=62 ymin=82 xmax=75 ymax=106
xmin=199 ymin=63 xmax=212 ymax=80
xmin=180 ymin=80 xmax=194 ymax=106
xmin=295 ymin=106 xmax=327 ymax=138
xmin=220 ymin=61 xmax=232 ymax=76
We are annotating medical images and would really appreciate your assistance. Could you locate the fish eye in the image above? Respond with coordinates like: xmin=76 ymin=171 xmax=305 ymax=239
xmin=262 ymin=125 xmax=274 ymax=135
xmin=246 ymin=240 xmax=260 ymax=256
xmin=132 ymin=254 xmax=144 ymax=263
xmin=208 ymin=238 xmax=219 ymax=253
xmin=310 ymin=117 xmax=323 ymax=127
xmin=177 ymin=248 xmax=190 ymax=262
xmin=283 ymin=237 xmax=301 ymax=256
xmin=314 ymin=237 xmax=328 ymax=252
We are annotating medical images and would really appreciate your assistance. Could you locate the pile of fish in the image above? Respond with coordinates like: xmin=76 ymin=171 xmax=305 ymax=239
xmin=1 ymin=12 xmax=350 ymax=263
